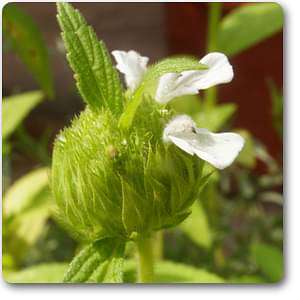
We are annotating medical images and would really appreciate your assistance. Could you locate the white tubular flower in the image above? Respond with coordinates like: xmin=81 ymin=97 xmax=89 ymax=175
xmin=112 ymin=50 xmax=149 ymax=91
xmin=163 ymin=115 xmax=244 ymax=170
xmin=156 ymin=52 xmax=233 ymax=104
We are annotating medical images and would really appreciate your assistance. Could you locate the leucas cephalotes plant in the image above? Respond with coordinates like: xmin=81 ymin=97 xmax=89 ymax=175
xmin=52 ymin=3 xmax=244 ymax=283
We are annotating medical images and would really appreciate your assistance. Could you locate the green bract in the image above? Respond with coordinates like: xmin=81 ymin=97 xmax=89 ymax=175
xmin=52 ymin=103 xmax=208 ymax=242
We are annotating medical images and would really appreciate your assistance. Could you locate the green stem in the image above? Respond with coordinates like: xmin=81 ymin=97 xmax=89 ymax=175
xmin=137 ymin=236 xmax=154 ymax=283
xmin=204 ymin=2 xmax=222 ymax=108
xmin=153 ymin=231 xmax=163 ymax=261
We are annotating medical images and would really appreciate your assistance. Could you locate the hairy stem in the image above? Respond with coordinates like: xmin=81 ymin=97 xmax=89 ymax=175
xmin=137 ymin=236 xmax=154 ymax=283
xmin=204 ymin=2 xmax=222 ymax=107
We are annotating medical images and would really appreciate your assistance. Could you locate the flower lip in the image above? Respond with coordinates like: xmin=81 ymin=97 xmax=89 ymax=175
xmin=163 ymin=115 xmax=197 ymax=143
xmin=155 ymin=52 xmax=233 ymax=104
xmin=163 ymin=114 xmax=245 ymax=169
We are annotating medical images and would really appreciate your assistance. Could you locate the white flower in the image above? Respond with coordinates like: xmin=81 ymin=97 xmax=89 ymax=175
xmin=163 ymin=115 xmax=244 ymax=170
xmin=156 ymin=52 xmax=233 ymax=103
xmin=111 ymin=50 xmax=149 ymax=91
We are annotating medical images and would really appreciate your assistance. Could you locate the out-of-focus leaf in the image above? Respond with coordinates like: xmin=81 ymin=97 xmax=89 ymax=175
xmin=195 ymin=103 xmax=237 ymax=131
xmin=268 ymin=80 xmax=283 ymax=137
xmin=251 ymin=243 xmax=283 ymax=282
xmin=218 ymin=3 xmax=283 ymax=56
xmin=170 ymin=94 xmax=201 ymax=117
xmin=259 ymin=191 xmax=283 ymax=205
xmin=236 ymin=129 xmax=256 ymax=169
xmin=255 ymin=143 xmax=279 ymax=173
xmin=63 ymin=238 xmax=125 ymax=283
xmin=229 ymin=275 xmax=265 ymax=284
xmin=123 ymin=260 xmax=224 ymax=283
xmin=3 ymin=4 xmax=54 ymax=98
xmin=2 ymin=253 xmax=16 ymax=270
xmin=179 ymin=201 xmax=213 ymax=249
xmin=2 ymin=142 xmax=12 ymax=192
xmin=3 ymin=167 xmax=50 ymax=217
xmin=2 ymin=91 xmax=44 ymax=140
xmin=7 ymin=192 xmax=52 ymax=246
xmin=3 ymin=263 xmax=68 ymax=283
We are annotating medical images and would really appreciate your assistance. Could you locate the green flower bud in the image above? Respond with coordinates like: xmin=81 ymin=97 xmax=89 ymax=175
xmin=51 ymin=105 xmax=208 ymax=242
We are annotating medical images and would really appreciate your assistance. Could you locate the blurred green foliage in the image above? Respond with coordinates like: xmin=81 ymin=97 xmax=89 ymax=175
xmin=218 ymin=3 xmax=284 ymax=56
xmin=3 ymin=4 xmax=54 ymax=98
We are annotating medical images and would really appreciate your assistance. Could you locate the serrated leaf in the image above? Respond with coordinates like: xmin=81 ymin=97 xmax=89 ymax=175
xmin=123 ymin=259 xmax=224 ymax=283
xmin=179 ymin=201 xmax=213 ymax=249
xmin=90 ymin=255 xmax=124 ymax=283
xmin=3 ymin=4 xmax=54 ymax=98
xmin=57 ymin=2 xmax=124 ymax=114
xmin=3 ymin=263 xmax=68 ymax=283
xmin=63 ymin=238 xmax=125 ymax=283
xmin=3 ymin=167 xmax=50 ymax=217
xmin=218 ymin=3 xmax=283 ymax=56
xmin=2 ymin=90 xmax=44 ymax=140
xmin=251 ymin=242 xmax=283 ymax=282
xmin=119 ymin=57 xmax=207 ymax=130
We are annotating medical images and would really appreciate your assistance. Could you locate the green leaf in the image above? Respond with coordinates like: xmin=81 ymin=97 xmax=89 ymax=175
xmin=119 ymin=56 xmax=207 ymax=130
xmin=3 ymin=167 xmax=50 ymax=217
xmin=124 ymin=260 xmax=224 ymax=283
xmin=179 ymin=201 xmax=213 ymax=249
xmin=2 ymin=90 xmax=44 ymax=140
xmin=251 ymin=243 xmax=283 ymax=282
xmin=3 ymin=4 xmax=54 ymax=98
xmin=57 ymin=2 xmax=124 ymax=114
xmin=63 ymin=238 xmax=125 ymax=283
xmin=3 ymin=263 xmax=68 ymax=283
xmin=218 ymin=3 xmax=283 ymax=56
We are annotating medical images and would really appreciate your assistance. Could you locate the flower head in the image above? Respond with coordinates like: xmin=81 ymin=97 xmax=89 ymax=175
xmin=163 ymin=115 xmax=244 ymax=170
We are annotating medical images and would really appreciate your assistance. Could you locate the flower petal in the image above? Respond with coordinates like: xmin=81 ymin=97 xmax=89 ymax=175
xmin=163 ymin=115 xmax=244 ymax=169
xmin=155 ymin=52 xmax=233 ymax=104
xmin=155 ymin=72 xmax=200 ymax=104
xmin=196 ymin=52 xmax=234 ymax=89
xmin=112 ymin=50 xmax=149 ymax=91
